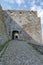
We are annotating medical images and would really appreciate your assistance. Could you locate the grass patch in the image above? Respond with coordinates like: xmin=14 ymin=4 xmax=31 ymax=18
xmin=0 ymin=39 xmax=11 ymax=52
xmin=0 ymin=39 xmax=12 ymax=61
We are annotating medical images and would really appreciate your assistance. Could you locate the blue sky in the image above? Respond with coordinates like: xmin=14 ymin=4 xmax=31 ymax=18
xmin=0 ymin=0 xmax=43 ymax=40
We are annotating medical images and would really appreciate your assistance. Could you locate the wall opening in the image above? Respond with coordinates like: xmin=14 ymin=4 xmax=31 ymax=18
xmin=12 ymin=30 xmax=19 ymax=39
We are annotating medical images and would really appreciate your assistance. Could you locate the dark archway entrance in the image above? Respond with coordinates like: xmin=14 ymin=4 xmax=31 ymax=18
xmin=12 ymin=30 xmax=19 ymax=39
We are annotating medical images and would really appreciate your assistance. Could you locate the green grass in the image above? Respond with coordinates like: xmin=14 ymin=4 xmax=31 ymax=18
xmin=0 ymin=39 xmax=11 ymax=52
xmin=0 ymin=39 xmax=12 ymax=61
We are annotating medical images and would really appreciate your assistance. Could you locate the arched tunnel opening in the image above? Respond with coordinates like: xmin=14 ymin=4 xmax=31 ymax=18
xmin=12 ymin=30 xmax=19 ymax=39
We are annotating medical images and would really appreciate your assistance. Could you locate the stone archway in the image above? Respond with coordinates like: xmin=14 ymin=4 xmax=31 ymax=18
xmin=12 ymin=30 xmax=19 ymax=39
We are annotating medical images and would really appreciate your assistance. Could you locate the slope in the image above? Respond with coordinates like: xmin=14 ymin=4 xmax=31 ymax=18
xmin=2 ymin=40 xmax=43 ymax=65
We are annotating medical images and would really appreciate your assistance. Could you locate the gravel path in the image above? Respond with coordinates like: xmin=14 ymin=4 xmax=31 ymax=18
xmin=2 ymin=40 xmax=43 ymax=65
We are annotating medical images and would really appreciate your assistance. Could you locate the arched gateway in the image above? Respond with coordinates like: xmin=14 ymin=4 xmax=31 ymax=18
xmin=12 ymin=30 xmax=19 ymax=39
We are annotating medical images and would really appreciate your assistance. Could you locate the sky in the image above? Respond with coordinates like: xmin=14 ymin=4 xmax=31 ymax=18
xmin=0 ymin=0 xmax=43 ymax=40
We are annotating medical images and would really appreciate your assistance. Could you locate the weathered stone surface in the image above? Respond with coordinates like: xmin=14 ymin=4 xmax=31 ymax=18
xmin=0 ymin=19 xmax=8 ymax=44
xmin=0 ymin=6 xmax=9 ymax=44
xmin=2 ymin=10 xmax=42 ymax=44
xmin=2 ymin=40 xmax=43 ymax=65
xmin=0 ymin=5 xmax=43 ymax=65
xmin=0 ymin=5 xmax=42 ymax=44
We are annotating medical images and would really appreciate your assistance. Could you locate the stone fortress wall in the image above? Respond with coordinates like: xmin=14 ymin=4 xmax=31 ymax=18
xmin=0 ymin=5 xmax=8 ymax=45
xmin=0 ymin=5 xmax=42 ymax=44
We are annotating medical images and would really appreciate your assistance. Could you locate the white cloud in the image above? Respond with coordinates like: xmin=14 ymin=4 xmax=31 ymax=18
xmin=31 ymin=3 xmax=43 ymax=24
xmin=37 ymin=8 xmax=43 ymax=24
xmin=15 ymin=0 xmax=25 ymax=6
xmin=4 ymin=0 xmax=25 ymax=5
xmin=3 ymin=3 xmax=12 ymax=10
xmin=31 ymin=5 xmax=37 ymax=11
xmin=31 ymin=1 xmax=43 ymax=39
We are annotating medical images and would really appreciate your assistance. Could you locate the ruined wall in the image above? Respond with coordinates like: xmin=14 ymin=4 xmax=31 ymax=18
xmin=2 ymin=10 xmax=42 ymax=44
xmin=0 ymin=5 xmax=41 ymax=44
xmin=0 ymin=6 xmax=8 ymax=45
